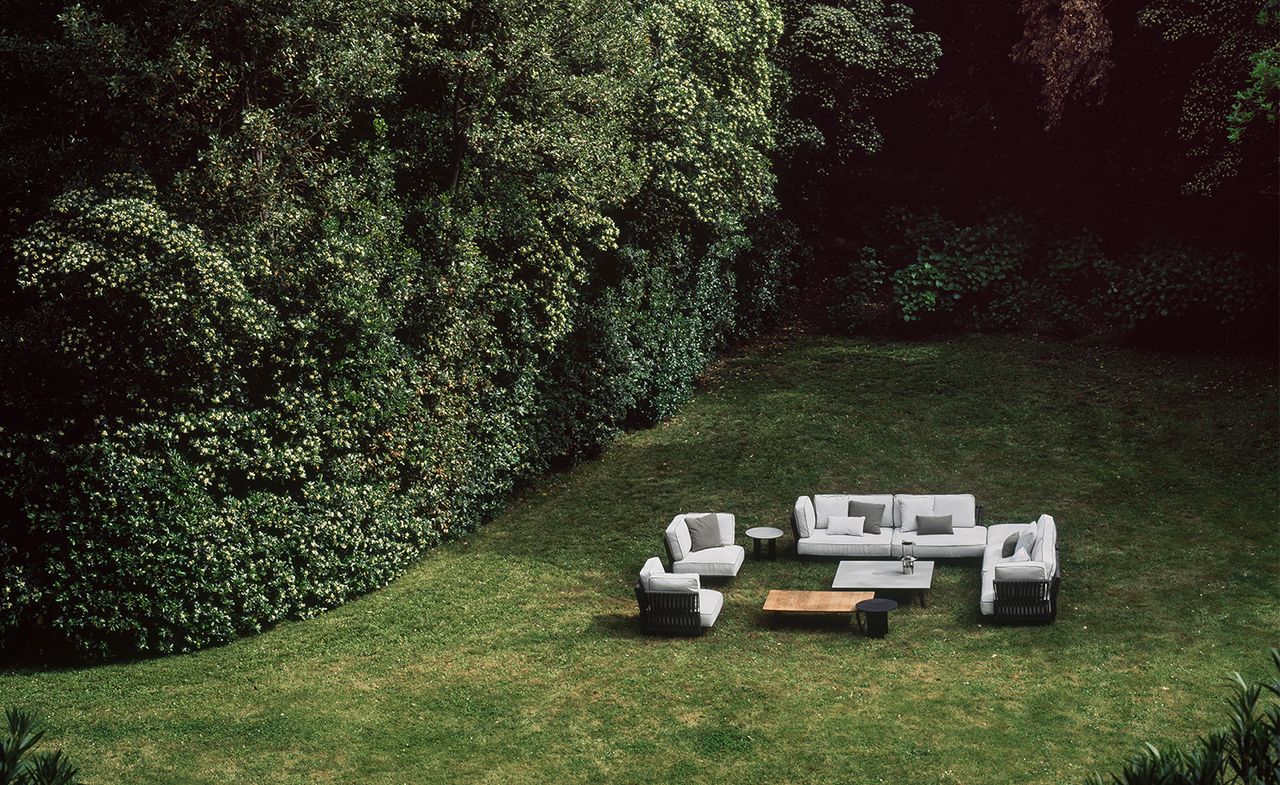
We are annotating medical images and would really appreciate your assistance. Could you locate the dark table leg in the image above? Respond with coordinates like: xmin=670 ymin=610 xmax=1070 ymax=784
xmin=768 ymin=538 xmax=776 ymax=560
xmin=919 ymin=589 xmax=926 ymax=607
xmin=865 ymin=611 xmax=889 ymax=638
xmin=753 ymin=538 xmax=761 ymax=558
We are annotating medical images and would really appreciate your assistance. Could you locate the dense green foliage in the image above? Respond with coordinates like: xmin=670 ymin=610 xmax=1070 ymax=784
xmin=0 ymin=0 xmax=796 ymax=657
xmin=828 ymin=208 xmax=1275 ymax=340
xmin=0 ymin=335 xmax=1276 ymax=784
xmin=1 ymin=708 xmax=79 ymax=785
xmin=1086 ymin=650 xmax=1280 ymax=785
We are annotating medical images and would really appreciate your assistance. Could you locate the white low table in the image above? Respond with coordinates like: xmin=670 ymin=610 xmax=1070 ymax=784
xmin=832 ymin=560 xmax=935 ymax=607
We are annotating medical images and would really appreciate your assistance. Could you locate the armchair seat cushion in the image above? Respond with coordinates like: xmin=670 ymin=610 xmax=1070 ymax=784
xmin=671 ymin=545 xmax=745 ymax=577
xmin=698 ymin=588 xmax=724 ymax=627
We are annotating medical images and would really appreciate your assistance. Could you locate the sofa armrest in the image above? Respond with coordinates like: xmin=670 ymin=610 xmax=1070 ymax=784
xmin=994 ymin=561 xmax=1049 ymax=582
xmin=791 ymin=496 xmax=814 ymax=540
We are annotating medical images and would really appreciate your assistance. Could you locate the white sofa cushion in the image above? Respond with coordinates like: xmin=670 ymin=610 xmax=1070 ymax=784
xmin=698 ymin=588 xmax=723 ymax=627
xmin=827 ymin=516 xmax=865 ymax=536
xmin=639 ymin=557 xmax=665 ymax=589
xmin=665 ymin=515 xmax=691 ymax=562
xmin=892 ymin=526 xmax=987 ymax=558
xmin=1032 ymin=514 xmax=1058 ymax=576
xmin=813 ymin=494 xmax=849 ymax=529
xmin=932 ymin=494 xmax=978 ymax=527
xmin=794 ymin=496 xmax=816 ymax=538
xmin=895 ymin=494 xmax=977 ymax=530
xmin=797 ymin=529 xmax=893 ymax=558
xmin=895 ymin=495 xmax=934 ymax=532
xmin=671 ymin=545 xmax=745 ymax=577
xmin=647 ymin=573 xmax=700 ymax=593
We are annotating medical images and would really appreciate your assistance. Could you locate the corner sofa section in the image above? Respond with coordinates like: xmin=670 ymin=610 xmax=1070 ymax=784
xmin=663 ymin=513 xmax=745 ymax=577
xmin=790 ymin=493 xmax=987 ymax=559
xmin=980 ymin=514 xmax=1060 ymax=622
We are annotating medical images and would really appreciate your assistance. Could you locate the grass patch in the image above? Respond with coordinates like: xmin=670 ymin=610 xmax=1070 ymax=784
xmin=3 ymin=334 xmax=1278 ymax=784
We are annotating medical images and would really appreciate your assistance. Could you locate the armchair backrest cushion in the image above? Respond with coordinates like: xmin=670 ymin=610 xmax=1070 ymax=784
xmin=646 ymin=573 xmax=700 ymax=593
xmin=993 ymin=561 xmax=1049 ymax=582
xmin=639 ymin=557 xmax=665 ymax=590
xmin=814 ymin=494 xmax=893 ymax=529
xmin=794 ymin=496 xmax=816 ymax=538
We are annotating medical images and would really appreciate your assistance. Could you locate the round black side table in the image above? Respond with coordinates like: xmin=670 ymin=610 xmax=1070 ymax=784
xmin=855 ymin=598 xmax=899 ymax=639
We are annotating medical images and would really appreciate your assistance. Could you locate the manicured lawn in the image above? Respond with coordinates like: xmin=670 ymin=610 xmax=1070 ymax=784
xmin=5 ymin=334 xmax=1278 ymax=784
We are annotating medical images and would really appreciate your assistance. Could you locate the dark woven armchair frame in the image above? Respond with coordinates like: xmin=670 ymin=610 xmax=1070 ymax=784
xmin=635 ymin=582 xmax=703 ymax=635
xmin=993 ymin=565 xmax=1061 ymax=624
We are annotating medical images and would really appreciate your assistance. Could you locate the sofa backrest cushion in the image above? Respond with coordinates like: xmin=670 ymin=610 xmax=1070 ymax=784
xmin=685 ymin=513 xmax=722 ymax=552
xmin=894 ymin=494 xmax=977 ymax=530
xmin=993 ymin=561 xmax=1049 ymax=582
xmin=794 ymin=496 xmax=816 ymax=538
xmin=1032 ymin=514 xmax=1058 ymax=576
xmin=665 ymin=516 xmax=691 ymax=562
xmin=646 ymin=573 xmax=700 ymax=593
xmin=815 ymin=494 xmax=893 ymax=529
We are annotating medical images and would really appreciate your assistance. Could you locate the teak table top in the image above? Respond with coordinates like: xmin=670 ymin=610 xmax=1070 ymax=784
xmin=763 ymin=589 xmax=874 ymax=614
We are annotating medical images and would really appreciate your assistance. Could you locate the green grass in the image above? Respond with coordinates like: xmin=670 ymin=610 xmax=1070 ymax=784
xmin=5 ymin=334 xmax=1279 ymax=784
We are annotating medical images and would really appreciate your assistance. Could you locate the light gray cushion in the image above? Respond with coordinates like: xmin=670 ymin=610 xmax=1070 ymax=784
xmin=698 ymin=588 xmax=723 ymax=627
xmin=793 ymin=497 xmax=815 ymax=538
xmin=671 ymin=545 xmax=745 ymax=577
xmin=647 ymin=573 xmax=699 ymax=593
xmin=685 ymin=513 xmax=722 ymax=552
xmin=1008 ymin=547 xmax=1031 ymax=562
xmin=993 ymin=561 xmax=1048 ymax=581
xmin=827 ymin=515 xmax=865 ymax=536
xmin=797 ymin=529 xmax=893 ymax=558
xmin=639 ymin=557 xmax=665 ymax=589
xmin=813 ymin=494 xmax=850 ymax=528
xmin=847 ymin=500 xmax=885 ymax=535
xmin=895 ymin=495 xmax=934 ymax=532
xmin=892 ymin=526 xmax=987 ymax=558
xmin=664 ymin=516 xmax=691 ymax=562
xmin=916 ymin=514 xmax=953 ymax=536
xmin=931 ymin=494 xmax=978 ymax=527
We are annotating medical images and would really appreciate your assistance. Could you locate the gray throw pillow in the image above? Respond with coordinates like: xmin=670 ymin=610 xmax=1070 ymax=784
xmin=916 ymin=514 xmax=954 ymax=536
xmin=847 ymin=501 xmax=885 ymax=535
xmin=685 ymin=513 xmax=722 ymax=552
xmin=1001 ymin=533 xmax=1020 ymax=558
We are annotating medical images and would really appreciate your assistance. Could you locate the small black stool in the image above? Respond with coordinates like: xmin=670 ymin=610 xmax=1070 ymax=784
xmin=855 ymin=598 xmax=898 ymax=639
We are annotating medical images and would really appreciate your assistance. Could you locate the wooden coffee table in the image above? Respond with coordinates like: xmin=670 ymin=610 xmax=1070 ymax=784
xmin=763 ymin=590 xmax=874 ymax=620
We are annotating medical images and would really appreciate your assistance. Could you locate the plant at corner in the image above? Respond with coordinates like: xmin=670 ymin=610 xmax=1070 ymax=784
xmin=0 ymin=709 xmax=80 ymax=785
xmin=1085 ymin=649 xmax=1280 ymax=785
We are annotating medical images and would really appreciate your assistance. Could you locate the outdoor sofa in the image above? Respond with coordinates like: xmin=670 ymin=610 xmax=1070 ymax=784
xmin=981 ymin=513 xmax=1061 ymax=623
xmin=790 ymin=493 xmax=988 ymax=559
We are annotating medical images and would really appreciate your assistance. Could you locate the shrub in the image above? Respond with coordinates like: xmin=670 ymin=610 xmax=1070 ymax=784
xmin=1105 ymin=243 xmax=1265 ymax=331
xmin=890 ymin=213 xmax=1029 ymax=329
xmin=1 ymin=708 xmax=80 ymax=785
xmin=1085 ymin=650 xmax=1280 ymax=785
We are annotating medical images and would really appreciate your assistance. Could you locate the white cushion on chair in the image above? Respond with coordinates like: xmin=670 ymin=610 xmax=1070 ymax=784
xmin=797 ymin=529 xmax=893 ymax=557
xmin=993 ymin=561 xmax=1049 ymax=582
xmin=671 ymin=545 xmax=745 ymax=577
xmin=639 ymin=557 xmax=665 ymax=589
xmin=892 ymin=526 xmax=987 ymax=558
xmin=647 ymin=573 xmax=700 ymax=593
xmin=698 ymin=589 xmax=723 ymax=627
xmin=665 ymin=515 xmax=691 ymax=562
xmin=813 ymin=495 xmax=850 ymax=528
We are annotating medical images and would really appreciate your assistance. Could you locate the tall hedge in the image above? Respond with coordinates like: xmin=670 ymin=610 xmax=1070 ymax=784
xmin=0 ymin=0 xmax=789 ymax=657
